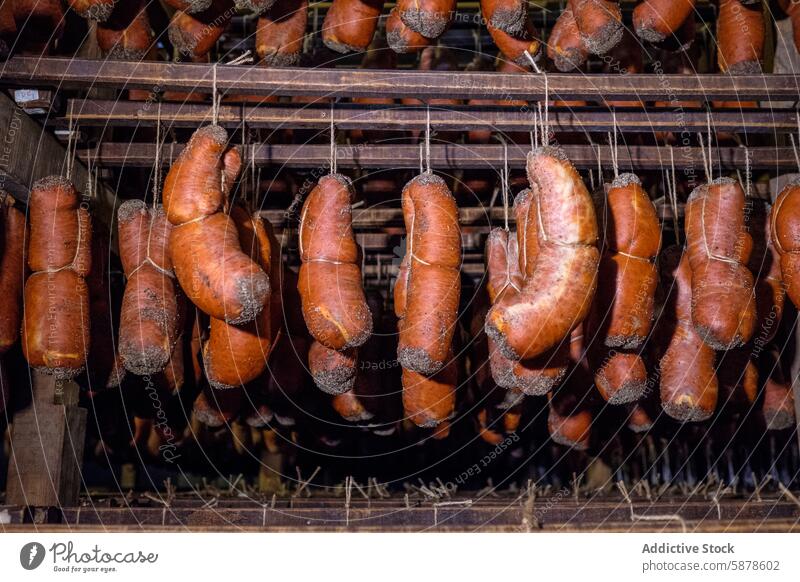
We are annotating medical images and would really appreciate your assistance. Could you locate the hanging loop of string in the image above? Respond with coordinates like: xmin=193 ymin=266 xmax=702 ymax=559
xmin=499 ymin=137 xmax=510 ymax=231
xmin=419 ymin=142 xmax=424 ymax=175
xmin=744 ymin=147 xmax=751 ymax=198
xmin=424 ymin=105 xmax=431 ymax=174
xmin=212 ymin=63 xmax=220 ymax=126
xmin=65 ymin=101 xmax=77 ymax=181
xmin=329 ymin=101 xmax=337 ymax=174
xmin=667 ymin=145 xmax=680 ymax=245
xmin=697 ymin=132 xmax=711 ymax=184
xmin=152 ymin=101 xmax=163 ymax=208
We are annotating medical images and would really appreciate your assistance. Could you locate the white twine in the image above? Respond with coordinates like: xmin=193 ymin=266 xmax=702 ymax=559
xmin=425 ymin=105 xmax=431 ymax=174
xmin=329 ymin=102 xmax=337 ymax=174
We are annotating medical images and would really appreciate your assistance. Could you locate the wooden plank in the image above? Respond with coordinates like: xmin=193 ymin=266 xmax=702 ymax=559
xmin=82 ymin=142 xmax=800 ymax=171
xmin=6 ymin=373 xmax=87 ymax=507
xmin=61 ymin=99 xmax=800 ymax=134
xmin=2 ymin=57 xmax=799 ymax=100
xmin=0 ymin=92 xmax=119 ymax=251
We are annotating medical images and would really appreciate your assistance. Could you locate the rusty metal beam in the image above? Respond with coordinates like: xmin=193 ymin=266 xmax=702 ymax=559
xmin=2 ymin=57 xmax=799 ymax=100
xmin=80 ymin=142 xmax=798 ymax=171
xmin=60 ymin=99 xmax=800 ymax=134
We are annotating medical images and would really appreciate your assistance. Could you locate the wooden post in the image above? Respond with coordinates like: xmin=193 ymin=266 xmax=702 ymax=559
xmin=6 ymin=371 xmax=87 ymax=507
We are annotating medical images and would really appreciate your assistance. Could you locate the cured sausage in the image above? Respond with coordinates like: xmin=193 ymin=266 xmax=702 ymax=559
xmin=770 ymin=179 xmax=800 ymax=310
xmin=169 ymin=0 xmax=234 ymax=59
xmin=570 ymin=0 xmax=623 ymax=55
xmin=658 ymin=247 xmax=718 ymax=421
xmin=487 ymin=16 xmax=542 ymax=66
xmin=0 ymin=192 xmax=26 ymax=354
xmin=163 ymin=0 xmax=214 ymax=14
xmin=386 ymin=6 xmax=431 ymax=53
xmin=234 ymin=0 xmax=277 ymax=15
xmin=685 ymin=177 xmax=756 ymax=349
xmin=633 ymin=0 xmax=696 ymax=44
xmin=308 ymin=340 xmax=358 ymax=394
xmin=22 ymin=176 xmax=92 ymax=379
xmin=164 ymin=125 xmax=270 ymax=324
xmin=203 ymin=208 xmax=277 ymax=389
xmin=402 ymin=357 xmax=456 ymax=427
xmin=547 ymin=327 xmax=593 ymax=449
xmin=397 ymin=173 xmax=461 ymax=375
xmin=397 ymin=0 xmax=455 ymax=39
xmin=298 ymin=174 xmax=372 ymax=350
xmin=748 ymin=201 xmax=784 ymax=344
xmin=480 ymin=0 xmax=527 ymax=36
xmin=547 ymin=7 xmax=589 ymax=72
xmin=486 ymin=147 xmax=599 ymax=361
xmin=96 ymin=0 xmax=153 ymax=60
xmin=780 ymin=0 xmax=800 ymax=54
xmin=321 ymin=0 xmax=383 ymax=53
xmin=594 ymin=350 xmax=648 ymax=404
xmin=117 ymin=200 xmax=181 ymax=376
xmin=68 ymin=0 xmax=114 ymax=21
xmin=12 ymin=0 xmax=64 ymax=53
xmin=592 ymin=173 xmax=660 ymax=349
xmin=256 ymin=0 xmax=307 ymax=66
xmin=716 ymin=0 xmax=764 ymax=74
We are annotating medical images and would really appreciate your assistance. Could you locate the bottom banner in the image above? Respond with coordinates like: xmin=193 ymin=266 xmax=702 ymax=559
xmin=0 ymin=533 xmax=798 ymax=581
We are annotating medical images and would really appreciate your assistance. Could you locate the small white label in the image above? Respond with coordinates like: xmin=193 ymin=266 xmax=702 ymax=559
xmin=13 ymin=89 xmax=39 ymax=103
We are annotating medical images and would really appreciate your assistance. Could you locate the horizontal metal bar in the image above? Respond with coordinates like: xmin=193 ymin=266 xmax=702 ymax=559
xmin=63 ymin=99 xmax=800 ymax=134
xmin=80 ymin=143 xmax=799 ymax=171
xmin=3 ymin=57 xmax=800 ymax=100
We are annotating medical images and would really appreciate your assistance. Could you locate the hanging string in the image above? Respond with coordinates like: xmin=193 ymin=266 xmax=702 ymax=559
xmin=212 ymin=63 xmax=220 ymax=126
xmin=65 ymin=101 xmax=76 ymax=181
xmin=744 ymin=147 xmax=751 ymax=198
xmin=501 ymin=138 xmax=509 ymax=231
xmin=152 ymin=101 xmax=163 ymax=209
xmin=705 ymin=109 xmax=713 ymax=182
xmin=523 ymin=49 xmax=542 ymax=74
xmin=419 ymin=141 xmax=424 ymax=174
xmin=536 ymin=102 xmax=544 ymax=147
xmin=227 ymin=50 xmax=252 ymax=66
xmin=530 ymin=106 xmax=538 ymax=150
xmin=329 ymin=101 xmax=337 ymax=174
xmin=595 ymin=143 xmax=602 ymax=186
xmin=607 ymin=131 xmax=619 ymax=180
xmin=668 ymin=145 xmax=680 ymax=245
xmin=698 ymin=132 xmax=711 ymax=184
xmin=425 ymin=105 xmax=431 ymax=174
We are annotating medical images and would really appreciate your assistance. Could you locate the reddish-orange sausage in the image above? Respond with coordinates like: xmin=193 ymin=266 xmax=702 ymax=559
xmin=117 ymin=200 xmax=181 ymax=376
xmin=592 ymin=173 xmax=660 ymax=349
xmin=627 ymin=401 xmax=653 ymax=433
xmin=486 ymin=147 xmax=599 ymax=361
xmin=402 ymin=358 xmax=456 ymax=427
xmin=480 ymin=0 xmax=527 ymax=36
xmin=547 ymin=7 xmax=589 ymax=72
xmin=0 ymin=193 xmax=26 ymax=354
xmin=748 ymin=201 xmax=784 ymax=344
xmin=256 ymin=0 xmax=307 ymax=66
xmin=397 ymin=0 xmax=455 ymax=39
xmin=298 ymin=174 xmax=372 ymax=350
xmin=22 ymin=176 xmax=92 ymax=379
xmin=321 ymin=0 xmax=383 ymax=53
xmin=203 ymin=208 xmax=276 ymax=389
xmin=169 ymin=0 xmax=234 ymax=59
xmin=12 ymin=0 xmax=64 ymax=53
xmin=658 ymin=248 xmax=718 ymax=421
xmin=0 ymin=1 xmax=17 ymax=57
xmin=547 ymin=328 xmax=593 ymax=449
xmin=487 ymin=16 xmax=542 ymax=67
xmin=308 ymin=340 xmax=358 ymax=394
xmin=570 ymin=0 xmax=623 ymax=55
xmin=397 ymin=173 xmax=461 ymax=375
xmin=633 ymin=0 xmax=696 ymax=43
xmin=685 ymin=178 xmax=756 ymax=349
xmin=96 ymin=0 xmax=153 ymax=60
xmin=386 ymin=6 xmax=431 ymax=53
xmin=163 ymin=0 xmax=214 ymax=14
xmin=716 ymin=0 xmax=764 ymax=74
xmin=68 ymin=0 xmax=114 ymax=21
xmin=594 ymin=350 xmax=648 ymax=404
xmin=165 ymin=126 xmax=270 ymax=324
xmin=770 ymin=179 xmax=800 ymax=310
xmin=780 ymin=0 xmax=800 ymax=55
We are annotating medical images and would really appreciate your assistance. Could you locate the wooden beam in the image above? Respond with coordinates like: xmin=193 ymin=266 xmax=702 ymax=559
xmin=3 ymin=57 xmax=799 ymax=100
xmin=61 ymin=99 xmax=800 ymax=134
xmin=6 ymin=373 xmax=87 ymax=507
xmin=0 ymin=92 xmax=119 ymax=251
xmin=81 ymin=143 xmax=799 ymax=171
